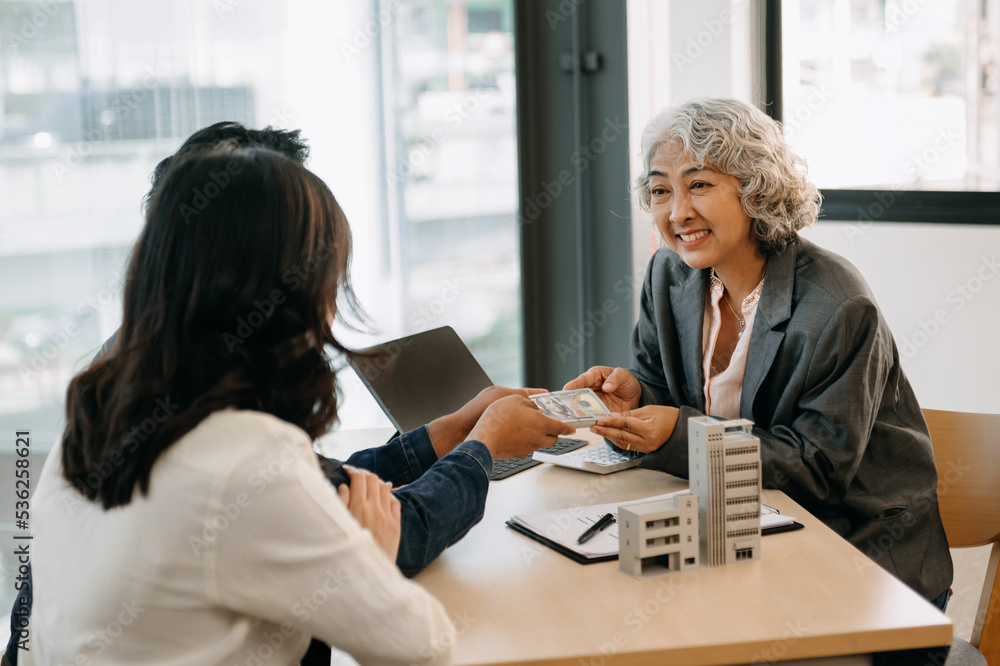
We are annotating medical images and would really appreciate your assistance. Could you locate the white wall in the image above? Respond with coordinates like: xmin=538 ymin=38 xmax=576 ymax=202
xmin=799 ymin=222 xmax=1000 ymax=414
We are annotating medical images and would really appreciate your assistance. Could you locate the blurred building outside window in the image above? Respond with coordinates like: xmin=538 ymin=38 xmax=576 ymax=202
xmin=783 ymin=0 xmax=999 ymax=191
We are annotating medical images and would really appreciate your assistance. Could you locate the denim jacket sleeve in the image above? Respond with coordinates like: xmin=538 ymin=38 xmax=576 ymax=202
xmin=343 ymin=426 xmax=493 ymax=577
xmin=343 ymin=426 xmax=441 ymax=486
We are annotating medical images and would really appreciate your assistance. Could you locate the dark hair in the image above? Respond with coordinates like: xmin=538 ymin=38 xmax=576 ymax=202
xmin=142 ymin=121 xmax=310 ymax=211
xmin=63 ymin=146 xmax=356 ymax=508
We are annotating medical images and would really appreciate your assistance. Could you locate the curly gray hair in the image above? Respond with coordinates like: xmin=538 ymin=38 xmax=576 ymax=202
xmin=636 ymin=98 xmax=821 ymax=254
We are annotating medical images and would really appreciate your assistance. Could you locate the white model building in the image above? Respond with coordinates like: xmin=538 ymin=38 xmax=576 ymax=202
xmin=618 ymin=493 xmax=699 ymax=579
xmin=688 ymin=417 xmax=762 ymax=566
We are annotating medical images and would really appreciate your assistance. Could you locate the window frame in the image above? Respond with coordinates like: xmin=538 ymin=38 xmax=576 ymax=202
xmin=760 ymin=0 xmax=1000 ymax=226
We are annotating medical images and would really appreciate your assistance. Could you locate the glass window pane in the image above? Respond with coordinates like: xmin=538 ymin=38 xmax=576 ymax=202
xmin=336 ymin=0 xmax=521 ymax=427
xmin=0 ymin=0 xmax=521 ymax=612
xmin=0 ymin=0 xmax=521 ymax=435
xmin=379 ymin=0 xmax=520 ymax=387
xmin=782 ymin=0 xmax=999 ymax=191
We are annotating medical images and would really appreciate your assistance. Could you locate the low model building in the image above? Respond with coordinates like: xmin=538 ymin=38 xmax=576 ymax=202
xmin=618 ymin=493 xmax=699 ymax=579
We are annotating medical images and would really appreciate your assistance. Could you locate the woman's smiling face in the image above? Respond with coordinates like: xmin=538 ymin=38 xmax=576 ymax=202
xmin=647 ymin=142 xmax=757 ymax=273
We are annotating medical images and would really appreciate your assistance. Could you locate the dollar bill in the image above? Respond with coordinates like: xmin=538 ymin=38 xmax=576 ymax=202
xmin=530 ymin=388 xmax=611 ymax=427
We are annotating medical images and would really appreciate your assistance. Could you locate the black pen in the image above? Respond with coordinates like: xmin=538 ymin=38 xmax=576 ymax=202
xmin=577 ymin=513 xmax=616 ymax=544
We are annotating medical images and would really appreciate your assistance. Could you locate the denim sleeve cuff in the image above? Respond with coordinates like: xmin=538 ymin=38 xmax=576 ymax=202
xmin=397 ymin=425 xmax=443 ymax=481
xmin=449 ymin=440 xmax=493 ymax=480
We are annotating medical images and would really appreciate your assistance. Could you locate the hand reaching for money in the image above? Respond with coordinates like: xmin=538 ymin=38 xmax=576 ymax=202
xmin=427 ymin=386 xmax=548 ymax=457
xmin=468 ymin=396 xmax=576 ymax=460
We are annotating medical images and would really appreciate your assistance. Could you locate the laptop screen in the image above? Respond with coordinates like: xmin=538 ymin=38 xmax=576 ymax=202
xmin=348 ymin=326 xmax=494 ymax=433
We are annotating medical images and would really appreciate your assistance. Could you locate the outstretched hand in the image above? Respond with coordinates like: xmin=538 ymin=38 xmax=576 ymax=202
xmin=563 ymin=366 xmax=642 ymax=414
xmin=468 ymin=395 xmax=576 ymax=460
xmin=589 ymin=405 xmax=679 ymax=454
xmin=427 ymin=386 xmax=548 ymax=458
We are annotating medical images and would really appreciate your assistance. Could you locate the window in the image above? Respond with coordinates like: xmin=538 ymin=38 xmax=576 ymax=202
xmin=0 ymin=0 xmax=522 ymax=436
xmin=775 ymin=0 xmax=1000 ymax=222
xmin=0 ymin=0 xmax=520 ymax=609
xmin=368 ymin=0 xmax=521 ymax=394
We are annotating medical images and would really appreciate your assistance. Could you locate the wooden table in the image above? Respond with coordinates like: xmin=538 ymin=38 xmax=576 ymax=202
xmin=320 ymin=429 xmax=953 ymax=665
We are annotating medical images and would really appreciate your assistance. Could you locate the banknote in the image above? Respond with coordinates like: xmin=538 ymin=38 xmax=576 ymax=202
xmin=530 ymin=388 xmax=611 ymax=427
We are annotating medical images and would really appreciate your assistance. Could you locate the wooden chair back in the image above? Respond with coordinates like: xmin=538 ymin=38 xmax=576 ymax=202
xmin=924 ymin=408 xmax=1000 ymax=665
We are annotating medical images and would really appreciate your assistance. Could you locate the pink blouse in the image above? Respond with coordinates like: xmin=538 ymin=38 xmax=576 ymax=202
xmin=701 ymin=269 xmax=765 ymax=419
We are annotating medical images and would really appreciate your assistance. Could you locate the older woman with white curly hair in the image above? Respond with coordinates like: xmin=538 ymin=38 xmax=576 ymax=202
xmin=565 ymin=97 xmax=953 ymax=608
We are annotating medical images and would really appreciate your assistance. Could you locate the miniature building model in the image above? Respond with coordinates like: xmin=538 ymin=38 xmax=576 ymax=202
xmin=618 ymin=493 xmax=699 ymax=579
xmin=688 ymin=417 xmax=762 ymax=566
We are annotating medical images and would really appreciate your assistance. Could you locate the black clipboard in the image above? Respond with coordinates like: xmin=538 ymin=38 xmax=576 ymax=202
xmin=505 ymin=520 xmax=617 ymax=565
xmin=761 ymin=521 xmax=805 ymax=535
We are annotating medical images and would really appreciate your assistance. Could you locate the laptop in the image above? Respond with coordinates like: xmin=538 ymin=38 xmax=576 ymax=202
xmin=349 ymin=326 xmax=493 ymax=433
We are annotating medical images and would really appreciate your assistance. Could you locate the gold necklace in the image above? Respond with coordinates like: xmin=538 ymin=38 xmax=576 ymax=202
xmin=721 ymin=292 xmax=746 ymax=337
xmin=720 ymin=270 xmax=766 ymax=339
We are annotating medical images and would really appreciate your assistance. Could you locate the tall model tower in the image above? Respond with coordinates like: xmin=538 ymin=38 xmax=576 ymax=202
xmin=688 ymin=417 xmax=761 ymax=565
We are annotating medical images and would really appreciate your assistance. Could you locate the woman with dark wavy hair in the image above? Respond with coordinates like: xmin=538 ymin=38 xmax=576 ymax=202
xmin=565 ymin=98 xmax=953 ymax=608
xmin=30 ymin=146 xmax=568 ymax=664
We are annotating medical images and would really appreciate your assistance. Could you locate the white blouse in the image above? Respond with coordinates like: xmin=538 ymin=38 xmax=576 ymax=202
xmin=31 ymin=409 xmax=455 ymax=665
xmin=701 ymin=269 xmax=765 ymax=419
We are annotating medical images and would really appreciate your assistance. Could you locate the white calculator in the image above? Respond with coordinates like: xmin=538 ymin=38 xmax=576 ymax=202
xmin=532 ymin=442 xmax=642 ymax=474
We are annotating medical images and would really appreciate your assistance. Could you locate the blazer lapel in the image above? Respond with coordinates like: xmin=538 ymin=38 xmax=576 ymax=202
xmin=670 ymin=265 xmax=709 ymax=411
xmin=741 ymin=240 xmax=797 ymax=416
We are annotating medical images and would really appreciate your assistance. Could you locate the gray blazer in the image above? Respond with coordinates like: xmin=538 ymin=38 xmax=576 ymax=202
xmin=631 ymin=236 xmax=953 ymax=601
